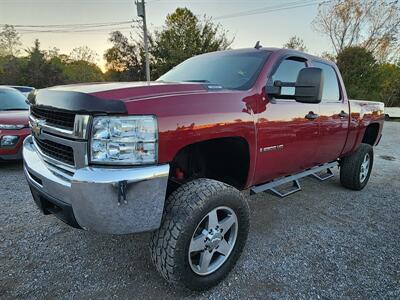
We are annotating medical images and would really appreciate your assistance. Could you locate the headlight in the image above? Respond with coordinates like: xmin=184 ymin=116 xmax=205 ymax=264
xmin=90 ymin=116 xmax=157 ymax=165
xmin=0 ymin=124 xmax=27 ymax=130
xmin=1 ymin=135 xmax=19 ymax=147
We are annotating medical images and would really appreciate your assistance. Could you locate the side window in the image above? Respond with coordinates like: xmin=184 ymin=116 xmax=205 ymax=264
xmin=314 ymin=61 xmax=340 ymax=101
xmin=272 ymin=58 xmax=306 ymax=96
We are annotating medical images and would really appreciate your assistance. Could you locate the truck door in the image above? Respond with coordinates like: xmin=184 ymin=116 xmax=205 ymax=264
xmin=254 ymin=56 xmax=320 ymax=184
xmin=312 ymin=61 xmax=349 ymax=163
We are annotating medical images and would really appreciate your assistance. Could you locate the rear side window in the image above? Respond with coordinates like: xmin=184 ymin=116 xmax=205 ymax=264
xmin=272 ymin=58 xmax=306 ymax=96
xmin=314 ymin=61 xmax=340 ymax=101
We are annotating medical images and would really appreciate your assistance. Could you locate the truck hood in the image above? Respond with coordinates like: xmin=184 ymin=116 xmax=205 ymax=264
xmin=29 ymin=82 xmax=228 ymax=114
xmin=0 ymin=110 xmax=29 ymax=126
xmin=47 ymin=81 xmax=209 ymax=102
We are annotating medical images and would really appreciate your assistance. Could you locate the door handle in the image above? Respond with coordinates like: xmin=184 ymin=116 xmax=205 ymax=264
xmin=305 ymin=111 xmax=319 ymax=120
xmin=339 ymin=110 xmax=348 ymax=118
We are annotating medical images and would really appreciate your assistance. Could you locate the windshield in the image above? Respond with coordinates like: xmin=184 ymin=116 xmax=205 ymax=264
xmin=158 ymin=50 xmax=271 ymax=90
xmin=0 ymin=89 xmax=30 ymax=111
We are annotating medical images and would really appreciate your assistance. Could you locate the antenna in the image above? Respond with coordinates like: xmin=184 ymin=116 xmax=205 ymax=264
xmin=254 ymin=41 xmax=262 ymax=49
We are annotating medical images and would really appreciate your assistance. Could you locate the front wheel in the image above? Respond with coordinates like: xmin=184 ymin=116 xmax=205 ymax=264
xmin=340 ymin=143 xmax=374 ymax=190
xmin=150 ymin=178 xmax=250 ymax=291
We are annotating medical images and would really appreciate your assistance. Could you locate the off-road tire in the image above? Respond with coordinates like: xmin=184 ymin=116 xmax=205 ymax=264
xmin=340 ymin=143 xmax=374 ymax=190
xmin=150 ymin=178 xmax=250 ymax=291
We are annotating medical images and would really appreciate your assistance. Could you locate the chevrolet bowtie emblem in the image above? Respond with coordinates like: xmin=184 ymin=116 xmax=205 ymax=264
xmin=31 ymin=119 xmax=46 ymax=137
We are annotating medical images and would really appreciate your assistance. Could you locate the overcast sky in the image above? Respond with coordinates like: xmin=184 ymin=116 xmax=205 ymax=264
xmin=0 ymin=0 xmax=332 ymax=69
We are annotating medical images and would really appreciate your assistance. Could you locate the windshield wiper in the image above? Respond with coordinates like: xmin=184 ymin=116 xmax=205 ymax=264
xmin=0 ymin=108 xmax=29 ymax=111
xmin=183 ymin=79 xmax=211 ymax=83
xmin=183 ymin=79 xmax=225 ymax=88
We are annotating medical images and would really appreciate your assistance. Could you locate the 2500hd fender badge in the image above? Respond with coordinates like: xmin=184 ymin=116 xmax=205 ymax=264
xmin=260 ymin=144 xmax=284 ymax=153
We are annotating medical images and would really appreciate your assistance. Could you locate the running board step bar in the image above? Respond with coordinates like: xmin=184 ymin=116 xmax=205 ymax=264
xmin=310 ymin=168 xmax=334 ymax=181
xmin=250 ymin=161 xmax=338 ymax=197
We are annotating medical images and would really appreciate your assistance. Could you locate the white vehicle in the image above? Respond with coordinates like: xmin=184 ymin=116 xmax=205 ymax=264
xmin=385 ymin=107 xmax=400 ymax=119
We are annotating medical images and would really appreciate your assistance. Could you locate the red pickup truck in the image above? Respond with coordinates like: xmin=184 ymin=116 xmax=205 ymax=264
xmin=23 ymin=47 xmax=384 ymax=290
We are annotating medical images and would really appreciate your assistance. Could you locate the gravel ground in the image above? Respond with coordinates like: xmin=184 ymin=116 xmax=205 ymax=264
xmin=1 ymin=122 xmax=399 ymax=299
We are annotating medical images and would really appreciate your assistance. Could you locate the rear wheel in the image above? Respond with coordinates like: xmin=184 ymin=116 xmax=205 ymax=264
xmin=340 ymin=143 xmax=374 ymax=190
xmin=150 ymin=178 xmax=249 ymax=291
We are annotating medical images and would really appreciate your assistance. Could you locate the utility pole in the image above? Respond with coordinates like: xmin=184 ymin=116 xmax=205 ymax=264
xmin=136 ymin=0 xmax=150 ymax=82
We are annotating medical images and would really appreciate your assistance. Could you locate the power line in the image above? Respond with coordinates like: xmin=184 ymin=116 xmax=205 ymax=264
xmin=214 ymin=0 xmax=330 ymax=20
xmin=18 ymin=26 xmax=135 ymax=34
xmin=214 ymin=0 xmax=321 ymax=20
xmin=0 ymin=20 xmax=139 ymax=29
xmin=2 ymin=19 xmax=141 ymax=35
xmin=6 ymin=0 xmax=331 ymax=35
xmin=215 ymin=0 xmax=314 ymax=17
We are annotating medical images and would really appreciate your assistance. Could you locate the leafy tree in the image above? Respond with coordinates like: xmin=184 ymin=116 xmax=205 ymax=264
xmin=151 ymin=8 xmax=233 ymax=78
xmin=64 ymin=61 xmax=103 ymax=83
xmin=0 ymin=25 xmax=22 ymax=56
xmin=21 ymin=39 xmax=65 ymax=88
xmin=283 ymin=36 xmax=307 ymax=52
xmin=45 ymin=47 xmax=61 ymax=60
xmin=336 ymin=46 xmax=378 ymax=100
xmin=0 ymin=26 xmax=26 ymax=85
xmin=67 ymin=46 xmax=103 ymax=82
xmin=104 ymin=8 xmax=233 ymax=80
xmin=313 ymin=0 xmax=400 ymax=61
xmin=46 ymin=55 xmax=67 ymax=86
xmin=376 ymin=63 xmax=400 ymax=107
xmin=22 ymin=39 xmax=48 ymax=87
xmin=320 ymin=52 xmax=336 ymax=62
xmin=104 ymin=31 xmax=144 ymax=81
xmin=0 ymin=38 xmax=104 ymax=87
xmin=0 ymin=56 xmax=26 ymax=85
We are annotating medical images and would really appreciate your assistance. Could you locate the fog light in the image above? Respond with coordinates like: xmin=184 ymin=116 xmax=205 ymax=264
xmin=1 ymin=135 xmax=19 ymax=147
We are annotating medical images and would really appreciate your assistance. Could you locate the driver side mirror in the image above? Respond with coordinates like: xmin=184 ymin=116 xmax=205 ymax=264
xmin=267 ymin=67 xmax=324 ymax=104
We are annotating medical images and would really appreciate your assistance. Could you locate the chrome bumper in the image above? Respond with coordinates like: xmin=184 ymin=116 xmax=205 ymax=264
xmin=23 ymin=135 xmax=170 ymax=234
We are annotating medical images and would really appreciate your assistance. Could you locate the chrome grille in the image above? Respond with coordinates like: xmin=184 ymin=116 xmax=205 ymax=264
xmin=29 ymin=107 xmax=90 ymax=171
xmin=34 ymin=137 xmax=75 ymax=166
xmin=31 ymin=106 xmax=75 ymax=130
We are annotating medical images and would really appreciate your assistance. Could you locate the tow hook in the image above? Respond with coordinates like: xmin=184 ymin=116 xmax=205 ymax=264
xmin=116 ymin=180 xmax=128 ymax=205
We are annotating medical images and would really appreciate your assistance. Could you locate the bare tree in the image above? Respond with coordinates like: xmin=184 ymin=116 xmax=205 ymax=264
xmin=313 ymin=0 xmax=400 ymax=61
xmin=283 ymin=36 xmax=308 ymax=52
xmin=0 ymin=25 xmax=22 ymax=56
xmin=69 ymin=46 xmax=98 ymax=64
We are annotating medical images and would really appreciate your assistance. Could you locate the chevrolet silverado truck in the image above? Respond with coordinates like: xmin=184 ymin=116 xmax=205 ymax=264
xmin=23 ymin=47 xmax=384 ymax=290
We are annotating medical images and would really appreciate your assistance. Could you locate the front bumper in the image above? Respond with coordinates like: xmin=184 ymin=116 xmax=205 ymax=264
xmin=23 ymin=136 xmax=170 ymax=234
xmin=0 ymin=146 xmax=23 ymax=160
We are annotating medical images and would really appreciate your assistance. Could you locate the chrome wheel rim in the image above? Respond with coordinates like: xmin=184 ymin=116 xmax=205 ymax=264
xmin=360 ymin=153 xmax=371 ymax=183
xmin=188 ymin=206 xmax=238 ymax=276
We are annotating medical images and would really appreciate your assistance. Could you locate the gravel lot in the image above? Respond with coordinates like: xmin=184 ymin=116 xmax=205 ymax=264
xmin=1 ymin=122 xmax=399 ymax=299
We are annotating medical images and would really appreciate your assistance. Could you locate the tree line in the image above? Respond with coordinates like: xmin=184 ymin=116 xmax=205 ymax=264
xmin=0 ymin=1 xmax=399 ymax=107
xmin=0 ymin=31 xmax=104 ymax=88
xmin=0 ymin=8 xmax=231 ymax=89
